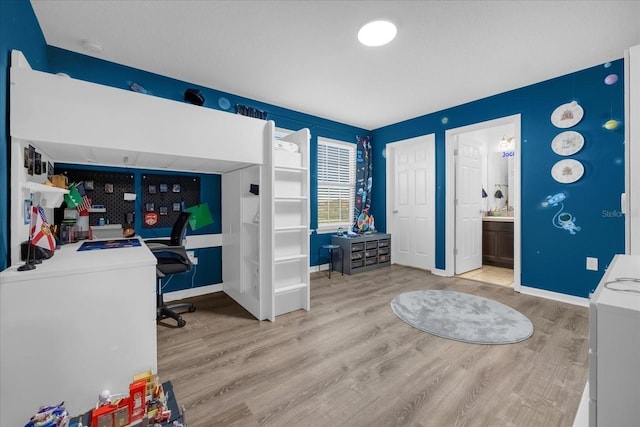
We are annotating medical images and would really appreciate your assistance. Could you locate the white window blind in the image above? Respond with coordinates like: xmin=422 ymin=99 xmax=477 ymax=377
xmin=317 ymin=138 xmax=356 ymax=229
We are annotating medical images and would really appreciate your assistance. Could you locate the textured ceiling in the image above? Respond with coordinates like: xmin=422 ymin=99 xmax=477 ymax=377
xmin=30 ymin=0 xmax=640 ymax=130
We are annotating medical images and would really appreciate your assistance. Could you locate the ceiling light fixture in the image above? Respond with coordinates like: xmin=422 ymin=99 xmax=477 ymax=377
xmin=80 ymin=39 xmax=103 ymax=54
xmin=358 ymin=20 xmax=397 ymax=47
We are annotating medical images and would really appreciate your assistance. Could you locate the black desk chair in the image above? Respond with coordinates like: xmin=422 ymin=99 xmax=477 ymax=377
xmin=146 ymin=211 xmax=196 ymax=327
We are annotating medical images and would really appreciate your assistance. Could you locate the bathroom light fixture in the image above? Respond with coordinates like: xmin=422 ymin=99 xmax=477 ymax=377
xmin=358 ymin=20 xmax=397 ymax=47
xmin=498 ymin=136 xmax=515 ymax=151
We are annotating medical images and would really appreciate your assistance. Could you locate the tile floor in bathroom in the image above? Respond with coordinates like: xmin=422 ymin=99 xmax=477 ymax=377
xmin=457 ymin=264 xmax=514 ymax=288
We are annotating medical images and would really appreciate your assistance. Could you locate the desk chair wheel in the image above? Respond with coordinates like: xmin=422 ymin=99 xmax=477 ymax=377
xmin=177 ymin=318 xmax=186 ymax=328
xmin=188 ymin=305 xmax=197 ymax=313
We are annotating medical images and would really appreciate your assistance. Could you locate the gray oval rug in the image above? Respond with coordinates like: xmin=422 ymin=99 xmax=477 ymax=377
xmin=390 ymin=290 xmax=533 ymax=344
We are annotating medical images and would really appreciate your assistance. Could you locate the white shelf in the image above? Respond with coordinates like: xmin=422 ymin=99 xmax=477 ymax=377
xmin=274 ymin=282 xmax=308 ymax=294
xmin=23 ymin=182 xmax=68 ymax=194
xmin=275 ymin=225 xmax=307 ymax=232
xmin=266 ymin=128 xmax=310 ymax=319
xmin=87 ymin=208 xmax=106 ymax=213
xmin=275 ymin=165 xmax=307 ymax=172
xmin=23 ymin=182 xmax=69 ymax=208
xmin=274 ymin=254 xmax=308 ymax=263
xmin=275 ymin=196 xmax=308 ymax=201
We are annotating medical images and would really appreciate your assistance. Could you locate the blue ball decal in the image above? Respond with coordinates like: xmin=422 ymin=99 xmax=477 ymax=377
xmin=218 ymin=97 xmax=231 ymax=110
xmin=604 ymin=74 xmax=618 ymax=85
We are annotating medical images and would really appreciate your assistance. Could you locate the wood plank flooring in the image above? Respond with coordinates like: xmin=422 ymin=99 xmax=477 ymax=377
xmin=157 ymin=265 xmax=589 ymax=427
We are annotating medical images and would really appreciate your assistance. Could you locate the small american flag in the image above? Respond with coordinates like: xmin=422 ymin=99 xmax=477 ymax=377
xmin=77 ymin=194 xmax=92 ymax=213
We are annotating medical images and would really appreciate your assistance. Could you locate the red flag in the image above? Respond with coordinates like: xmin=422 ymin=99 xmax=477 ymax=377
xmin=30 ymin=206 xmax=56 ymax=251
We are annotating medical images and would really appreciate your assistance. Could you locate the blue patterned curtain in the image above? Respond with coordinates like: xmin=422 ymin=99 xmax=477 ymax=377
xmin=352 ymin=135 xmax=373 ymax=232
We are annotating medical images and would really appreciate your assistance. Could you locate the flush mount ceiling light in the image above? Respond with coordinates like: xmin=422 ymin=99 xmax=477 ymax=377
xmin=80 ymin=39 xmax=103 ymax=54
xmin=358 ymin=20 xmax=397 ymax=47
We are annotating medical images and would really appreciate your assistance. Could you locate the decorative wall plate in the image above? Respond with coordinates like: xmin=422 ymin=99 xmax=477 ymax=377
xmin=551 ymin=131 xmax=584 ymax=156
xmin=551 ymin=101 xmax=584 ymax=128
xmin=551 ymin=159 xmax=584 ymax=184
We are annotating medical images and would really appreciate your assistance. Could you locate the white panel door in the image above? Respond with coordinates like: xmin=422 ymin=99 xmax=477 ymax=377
xmin=455 ymin=138 xmax=483 ymax=274
xmin=389 ymin=135 xmax=435 ymax=270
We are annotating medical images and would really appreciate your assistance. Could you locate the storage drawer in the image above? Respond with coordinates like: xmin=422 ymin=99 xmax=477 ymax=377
xmin=352 ymin=243 xmax=365 ymax=252
xmin=351 ymin=251 xmax=364 ymax=260
xmin=378 ymin=247 xmax=389 ymax=255
xmin=379 ymin=254 xmax=390 ymax=263
xmin=351 ymin=259 xmax=364 ymax=269
xmin=378 ymin=239 xmax=390 ymax=248
xmin=365 ymin=257 xmax=377 ymax=266
xmin=365 ymin=249 xmax=377 ymax=258
xmin=366 ymin=241 xmax=378 ymax=249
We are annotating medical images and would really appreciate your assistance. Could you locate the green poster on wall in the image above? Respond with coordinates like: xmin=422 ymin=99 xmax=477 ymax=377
xmin=184 ymin=203 xmax=213 ymax=230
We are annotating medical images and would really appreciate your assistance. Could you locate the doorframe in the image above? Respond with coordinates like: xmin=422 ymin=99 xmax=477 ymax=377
xmin=444 ymin=114 xmax=521 ymax=291
xmin=385 ymin=134 xmax=436 ymax=270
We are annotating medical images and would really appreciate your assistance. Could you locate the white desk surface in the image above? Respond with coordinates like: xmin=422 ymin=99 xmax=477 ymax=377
xmin=0 ymin=237 xmax=156 ymax=283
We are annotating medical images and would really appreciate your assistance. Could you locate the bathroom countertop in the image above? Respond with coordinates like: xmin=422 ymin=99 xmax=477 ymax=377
xmin=482 ymin=216 xmax=514 ymax=222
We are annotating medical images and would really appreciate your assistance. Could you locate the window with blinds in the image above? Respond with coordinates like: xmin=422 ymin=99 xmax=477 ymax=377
xmin=317 ymin=137 xmax=356 ymax=230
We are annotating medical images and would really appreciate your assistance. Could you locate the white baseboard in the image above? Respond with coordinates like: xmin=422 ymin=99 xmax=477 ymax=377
xmin=310 ymin=263 xmax=329 ymax=273
xmin=431 ymin=268 xmax=449 ymax=277
xmin=519 ymin=285 xmax=589 ymax=307
xmin=163 ymin=283 xmax=223 ymax=302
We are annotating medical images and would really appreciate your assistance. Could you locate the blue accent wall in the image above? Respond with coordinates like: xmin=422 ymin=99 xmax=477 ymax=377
xmin=371 ymin=61 xmax=625 ymax=298
xmin=0 ymin=0 xmax=48 ymax=269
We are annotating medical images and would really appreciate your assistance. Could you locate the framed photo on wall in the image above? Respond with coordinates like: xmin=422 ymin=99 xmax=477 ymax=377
xmin=34 ymin=152 xmax=42 ymax=175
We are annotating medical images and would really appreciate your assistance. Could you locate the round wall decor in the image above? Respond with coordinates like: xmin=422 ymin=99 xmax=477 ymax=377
xmin=551 ymin=159 xmax=584 ymax=184
xmin=551 ymin=131 xmax=584 ymax=156
xmin=551 ymin=101 xmax=584 ymax=128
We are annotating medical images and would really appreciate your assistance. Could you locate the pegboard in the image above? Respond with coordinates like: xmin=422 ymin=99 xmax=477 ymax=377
xmin=55 ymin=168 xmax=135 ymax=227
xmin=141 ymin=174 xmax=200 ymax=228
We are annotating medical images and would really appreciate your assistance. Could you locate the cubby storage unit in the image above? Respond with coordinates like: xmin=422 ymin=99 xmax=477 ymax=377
xmin=331 ymin=233 xmax=391 ymax=274
xmin=263 ymin=129 xmax=311 ymax=319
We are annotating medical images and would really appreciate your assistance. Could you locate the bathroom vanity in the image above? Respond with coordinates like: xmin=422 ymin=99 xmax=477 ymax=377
xmin=482 ymin=216 xmax=514 ymax=268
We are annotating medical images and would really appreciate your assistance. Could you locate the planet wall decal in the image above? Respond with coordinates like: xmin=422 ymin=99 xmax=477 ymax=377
xmin=604 ymin=74 xmax=618 ymax=85
xmin=603 ymin=119 xmax=620 ymax=130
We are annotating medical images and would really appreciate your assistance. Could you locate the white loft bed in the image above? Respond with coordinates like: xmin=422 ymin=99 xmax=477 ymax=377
xmin=8 ymin=49 xmax=269 ymax=264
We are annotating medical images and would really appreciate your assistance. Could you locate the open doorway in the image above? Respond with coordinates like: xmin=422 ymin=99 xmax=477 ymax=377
xmin=444 ymin=115 xmax=521 ymax=291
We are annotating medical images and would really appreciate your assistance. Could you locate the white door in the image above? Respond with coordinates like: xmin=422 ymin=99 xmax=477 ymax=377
xmin=455 ymin=137 xmax=483 ymax=274
xmin=387 ymin=135 xmax=435 ymax=270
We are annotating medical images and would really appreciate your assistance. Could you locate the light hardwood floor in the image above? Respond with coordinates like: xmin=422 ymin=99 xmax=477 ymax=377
xmin=157 ymin=265 xmax=588 ymax=427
